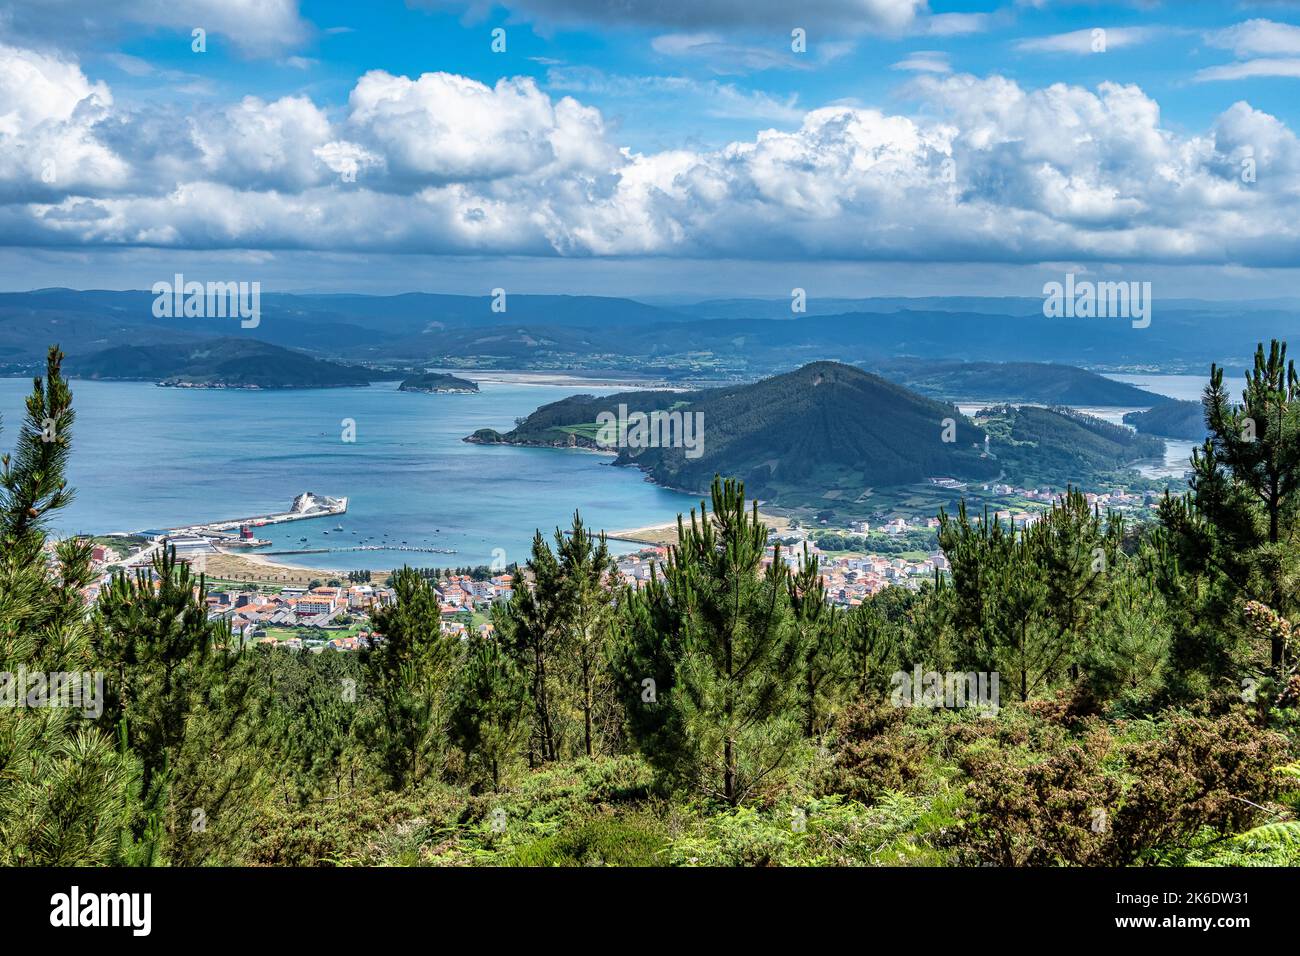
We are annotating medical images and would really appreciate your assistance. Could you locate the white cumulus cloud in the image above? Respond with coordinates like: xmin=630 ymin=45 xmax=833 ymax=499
xmin=4 ymin=40 xmax=1300 ymax=270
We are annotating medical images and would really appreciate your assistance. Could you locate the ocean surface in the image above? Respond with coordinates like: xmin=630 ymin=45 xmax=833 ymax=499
xmin=0 ymin=378 xmax=698 ymax=571
xmin=0 ymin=371 xmax=1206 ymax=570
xmin=1101 ymin=373 xmax=1201 ymax=479
xmin=1101 ymin=373 xmax=1206 ymax=403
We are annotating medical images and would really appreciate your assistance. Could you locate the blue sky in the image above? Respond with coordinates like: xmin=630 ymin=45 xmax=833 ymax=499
xmin=3 ymin=0 xmax=1300 ymax=297
xmin=89 ymin=1 xmax=1300 ymax=149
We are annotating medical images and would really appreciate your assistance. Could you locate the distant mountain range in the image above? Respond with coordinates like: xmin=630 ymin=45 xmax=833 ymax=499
xmin=466 ymin=361 xmax=1164 ymax=508
xmin=0 ymin=288 xmax=686 ymax=366
xmin=0 ymin=289 xmax=1290 ymax=381
xmin=673 ymin=295 xmax=1300 ymax=320
xmin=63 ymin=339 xmax=378 ymax=389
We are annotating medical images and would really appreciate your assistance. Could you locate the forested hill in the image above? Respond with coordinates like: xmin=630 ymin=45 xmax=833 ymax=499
xmin=976 ymin=404 xmax=1166 ymax=486
xmin=470 ymin=362 xmax=994 ymax=499
xmin=871 ymin=359 xmax=1158 ymax=406
xmin=1124 ymin=399 xmax=1209 ymax=440
xmin=64 ymin=338 xmax=377 ymax=388
xmin=468 ymin=362 xmax=1170 ymax=506
xmin=398 ymin=371 xmax=479 ymax=393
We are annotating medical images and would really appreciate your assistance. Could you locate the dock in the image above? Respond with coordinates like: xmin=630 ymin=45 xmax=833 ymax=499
xmin=261 ymin=545 xmax=457 ymax=556
xmin=165 ymin=492 xmax=348 ymax=536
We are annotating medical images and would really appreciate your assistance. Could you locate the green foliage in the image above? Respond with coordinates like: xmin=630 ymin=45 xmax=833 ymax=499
xmin=362 ymin=567 xmax=462 ymax=789
xmin=510 ymin=813 xmax=667 ymax=866
xmin=447 ymin=627 xmax=528 ymax=790
xmin=789 ymin=544 xmax=839 ymax=736
xmin=260 ymin=648 xmax=366 ymax=802
xmin=977 ymin=404 xmax=1164 ymax=487
xmin=95 ymin=545 xmax=267 ymax=864
xmin=615 ymin=477 xmax=804 ymax=805
xmin=951 ymin=709 xmax=1288 ymax=866
xmin=1124 ymin=399 xmax=1208 ymax=441
xmin=1235 ymin=760 xmax=1300 ymax=854
xmin=939 ymin=489 xmax=1123 ymax=701
xmin=664 ymin=793 xmax=949 ymax=867
xmin=0 ymin=347 xmax=133 ymax=865
xmin=496 ymin=362 xmax=997 ymax=503
xmin=8 ymin=339 xmax=1300 ymax=869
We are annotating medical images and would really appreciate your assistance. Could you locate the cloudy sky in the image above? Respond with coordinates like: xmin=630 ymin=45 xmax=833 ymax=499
xmin=3 ymin=0 xmax=1300 ymax=297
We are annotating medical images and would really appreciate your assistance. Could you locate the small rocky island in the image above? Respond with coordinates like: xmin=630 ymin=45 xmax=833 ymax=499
xmin=398 ymin=371 xmax=480 ymax=393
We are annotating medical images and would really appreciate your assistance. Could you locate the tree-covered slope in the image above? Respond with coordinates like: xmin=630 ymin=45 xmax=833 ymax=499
xmin=635 ymin=362 xmax=996 ymax=495
xmin=469 ymin=364 xmax=1170 ymax=503
xmin=978 ymin=404 xmax=1166 ymax=485
xmin=65 ymin=338 xmax=376 ymax=388
xmin=470 ymin=362 xmax=996 ymax=500
xmin=398 ymin=371 xmax=479 ymax=393
xmin=1123 ymin=399 xmax=1208 ymax=440
xmin=872 ymin=359 xmax=1158 ymax=406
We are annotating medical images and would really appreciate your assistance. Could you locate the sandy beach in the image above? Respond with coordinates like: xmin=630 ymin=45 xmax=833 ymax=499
xmin=431 ymin=368 xmax=695 ymax=390
xmin=610 ymin=509 xmax=791 ymax=547
xmin=202 ymin=550 xmax=388 ymax=586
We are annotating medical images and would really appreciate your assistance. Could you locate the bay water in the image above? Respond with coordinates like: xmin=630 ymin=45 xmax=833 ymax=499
xmin=0 ymin=378 xmax=698 ymax=572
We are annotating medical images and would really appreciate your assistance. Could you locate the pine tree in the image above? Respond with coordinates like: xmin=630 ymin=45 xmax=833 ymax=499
xmin=788 ymin=544 xmax=840 ymax=735
xmin=95 ymin=546 xmax=220 ymax=797
xmin=840 ymin=600 xmax=895 ymax=700
xmin=1025 ymin=488 xmax=1123 ymax=685
xmin=1194 ymin=341 xmax=1300 ymax=675
xmin=96 ymin=544 xmax=265 ymax=863
xmin=1149 ymin=341 xmax=1300 ymax=701
xmin=363 ymin=566 xmax=460 ymax=789
xmin=1082 ymin=553 xmax=1170 ymax=703
xmin=615 ymin=477 xmax=802 ymax=805
xmin=448 ymin=624 xmax=528 ymax=790
xmin=499 ymin=532 xmax=566 ymax=765
xmin=0 ymin=346 xmax=132 ymax=864
xmin=555 ymin=512 xmax=618 ymax=758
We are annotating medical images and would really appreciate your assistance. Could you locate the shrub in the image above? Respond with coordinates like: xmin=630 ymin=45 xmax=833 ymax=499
xmin=819 ymin=700 xmax=929 ymax=801
xmin=951 ymin=709 xmax=1289 ymax=866
xmin=511 ymin=813 xmax=667 ymax=866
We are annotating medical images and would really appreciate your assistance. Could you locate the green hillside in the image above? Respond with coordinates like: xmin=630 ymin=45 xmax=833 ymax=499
xmin=872 ymin=359 xmax=1158 ymax=405
xmin=1124 ymin=399 xmax=1208 ymax=440
xmin=469 ymin=363 xmax=1170 ymax=507
xmin=398 ymin=371 xmax=479 ymax=393
xmin=65 ymin=338 xmax=376 ymax=388
xmin=978 ymin=404 xmax=1166 ymax=485
xmin=470 ymin=362 xmax=994 ymax=502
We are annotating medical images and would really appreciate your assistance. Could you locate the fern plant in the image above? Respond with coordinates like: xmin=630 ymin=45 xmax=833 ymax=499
xmin=1239 ymin=762 xmax=1300 ymax=847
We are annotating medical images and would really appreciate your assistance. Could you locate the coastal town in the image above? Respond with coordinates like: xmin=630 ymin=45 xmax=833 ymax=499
xmin=52 ymin=477 xmax=1166 ymax=647
xmin=65 ymin=536 xmax=519 ymax=653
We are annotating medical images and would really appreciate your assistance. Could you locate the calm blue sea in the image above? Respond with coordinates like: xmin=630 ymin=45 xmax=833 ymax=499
xmin=0 ymin=372 xmax=1207 ymax=570
xmin=0 ymin=378 xmax=699 ymax=572
xmin=1101 ymin=373 xmax=1206 ymax=403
